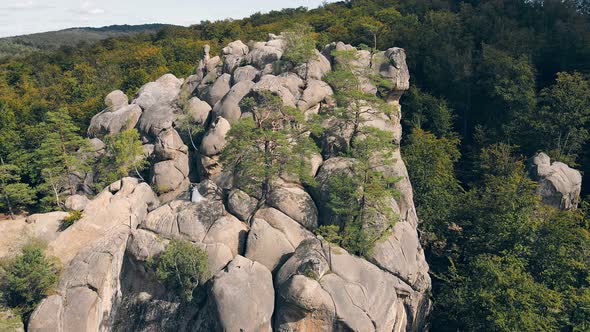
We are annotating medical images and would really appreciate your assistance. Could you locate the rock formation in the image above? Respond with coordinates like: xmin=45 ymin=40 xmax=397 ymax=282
xmin=26 ymin=34 xmax=432 ymax=332
xmin=531 ymin=152 xmax=582 ymax=210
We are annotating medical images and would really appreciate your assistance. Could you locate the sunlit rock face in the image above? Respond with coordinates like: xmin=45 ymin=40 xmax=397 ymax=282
xmin=27 ymin=34 xmax=431 ymax=332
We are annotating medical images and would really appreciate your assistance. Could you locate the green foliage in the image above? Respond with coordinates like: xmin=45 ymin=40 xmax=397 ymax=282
xmin=0 ymin=242 xmax=60 ymax=319
xmin=61 ymin=210 xmax=83 ymax=229
xmin=0 ymin=161 xmax=35 ymax=217
xmin=36 ymin=108 xmax=93 ymax=209
xmin=403 ymin=128 xmax=461 ymax=237
xmin=152 ymin=240 xmax=209 ymax=302
xmin=534 ymin=72 xmax=590 ymax=163
xmin=282 ymin=23 xmax=317 ymax=69
xmin=221 ymin=91 xmax=320 ymax=214
xmin=460 ymin=254 xmax=562 ymax=331
xmin=97 ymin=128 xmax=147 ymax=188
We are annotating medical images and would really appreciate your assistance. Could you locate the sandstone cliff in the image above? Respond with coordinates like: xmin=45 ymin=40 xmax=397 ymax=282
xmin=24 ymin=34 xmax=432 ymax=332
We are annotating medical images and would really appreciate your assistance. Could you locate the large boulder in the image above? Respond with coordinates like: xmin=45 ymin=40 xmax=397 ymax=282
xmin=371 ymin=48 xmax=410 ymax=100
xmin=275 ymin=238 xmax=409 ymax=332
xmin=294 ymin=50 xmax=331 ymax=80
xmin=204 ymin=73 xmax=232 ymax=107
xmin=245 ymin=207 xmax=315 ymax=272
xmin=88 ymin=104 xmax=142 ymax=138
xmin=104 ymin=90 xmax=129 ymax=111
xmin=296 ymin=79 xmax=334 ymax=112
xmin=133 ymin=74 xmax=183 ymax=111
xmin=47 ymin=178 xmax=159 ymax=265
xmin=222 ymin=40 xmax=249 ymax=57
xmin=29 ymin=230 xmax=130 ymax=332
xmin=212 ymin=80 xmax=255 ymax=123
xmin=252 ymin=75 xmax=296 ymax=107
xmin=531 ymin=152 xmax=582 ymax=210
xmin=369 ymin=222 xmax=431 ymax=292
xmin=185 ymin=97 xmax=212 ymax=126
xmin=233 ymin=65 xmax=259 ymax=84
xmin=200 ymin=116 xmax=231 ymax=156
xmin=246 ymin=45 xmax=282 ymax=69
xmin=209 ymin=255 xmax=274 ymax=332
xmin=267 ymin=183 xmax=318 ymax=230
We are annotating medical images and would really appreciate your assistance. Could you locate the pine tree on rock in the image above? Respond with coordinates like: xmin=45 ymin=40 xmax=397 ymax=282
xmin=221 ymin=91 xmax=321 ymax=223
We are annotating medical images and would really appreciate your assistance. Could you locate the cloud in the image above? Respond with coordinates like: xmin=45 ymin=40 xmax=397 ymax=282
xmin=0 ymin=1 xmax=53 ymax=11
xmin=74 ymin=1 xmax=106 ymax=16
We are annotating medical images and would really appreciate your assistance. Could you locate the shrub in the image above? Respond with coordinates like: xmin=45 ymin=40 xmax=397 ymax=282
xmin=61 ymin=210 xmax=83 ymax=229
xmin=0 ymin=242 xmax=60 ymax=319
xmin=152 ymin=240 xmax=209 ymax=301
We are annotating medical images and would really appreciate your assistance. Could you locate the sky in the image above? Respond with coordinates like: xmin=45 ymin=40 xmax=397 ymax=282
xmin=0 ymin=0 xmax=334 ymax=38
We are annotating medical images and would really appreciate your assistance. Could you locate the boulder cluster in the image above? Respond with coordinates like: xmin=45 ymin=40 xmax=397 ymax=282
xmin=25 ymin=34 xmax=431 ymax=332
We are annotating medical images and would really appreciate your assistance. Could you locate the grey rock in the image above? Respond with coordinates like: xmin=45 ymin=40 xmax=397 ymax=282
xmin=104 ymin=90 xmax=129 ymax=111
xmin=222 ymin=40 xmax=249 ymax=56
xmin=246 ymin=45 xmax=282 ymax=69
xmin=294 ymin=50 xmax=331 ymax=80
xmin=210 ymin=255 xmax=274 ymax=332
xmin=65 ymin=194 xmax=89 ymax=211
xmin=252 ymin=75 xmax=296 ymax=107
xmin=133 ymin=74 xmax=182 ymax=111
xmin=275 ymin=238 xmax=409 ymax=332
xmin=205 ymin=73 xmax=231 ymax=107
xmin=212 ymin=80 xmax=254 ymax=123
xmin=199 ymin=116 xmax=231 ymax=156
xmin=233 ymin=65 xmax=259 ymax=84
xmin=245 ymin=218 xmax=294 ymax=272
xmin=297 ymin=79 xmax=333 ymax=112
xmin=88 ymin=104 xmax=142 ymax=138
xmin=227 ymin=189 xmax=258 ymax=221
xmin=267 ymin=183 xmax=318 ymax=230
xmin=531 ymin=152 xmax=582 ymax=210
xmin=185 ymin=97 xmax=212 ymax=126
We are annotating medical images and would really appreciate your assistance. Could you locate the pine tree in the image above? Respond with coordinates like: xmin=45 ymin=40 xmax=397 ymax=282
xmin=97 ymin=128 xmax=147 ymax=188
xmin=36 ymin=108 xmax=92 ymax=209
xmin=221 ymin=91 xmax=321 ymax=222
xmin=0 ymin=157 xmax=35 ymax=219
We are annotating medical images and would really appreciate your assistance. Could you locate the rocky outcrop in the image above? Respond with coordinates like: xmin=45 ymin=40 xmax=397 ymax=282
xmin=28 ymin=179 xmax=159 ymax=331
xmin=28 ymin=35 xmax=431 ymax=332
xmin=531 ymin=152 xmax=582 ymax=210
xmin=88 ymin=91 xmax=142 ymax=138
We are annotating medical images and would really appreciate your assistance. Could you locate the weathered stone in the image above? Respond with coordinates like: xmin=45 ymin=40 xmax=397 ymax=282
xmin=531 ymin=152 xmax=582 ymax=210
xmin=199 ymin=116 xmax=231 ymax=156
xmin=267 ymin=183 xmax=318 ymax=230
xmin=294 ymin=50 xmax=331 ymax=80
xmin=185 ymin=97 xmax=212 ymax=126
xmin=233 ymin=65 xmax=259 ymax=84
xmin=133 ymin=74 xmax=182 ymax=111
xmin=227 ymin=189 xmax=257 ymax=221
xmin=88 ymin=104 xmax=142 ymax=138
xmin=297 ymin=79 xmax=333 ymax=112
xmin=275 ymin=238 xmax=408 ymax=332
xmin=205 ymin=73 xmax=231 ymax=107
xmin=104 ymin=90 xmax=128 ymax=111
xmin=212 ymin=80 xmax=254 ymax=123
xmin=65 ymin=194 xmax=90 ymax=211
xmin=210 ymin=255 xmax=274 ymax=332
xmin=245 ymin=218 xmax=294 ymax=272
xmin=252 ymin=75 xmax=296 ymax=107
xmin=47 ymin=178 xmax=159 ymax=265
xmin=222 ymin=40 xmax=249 ymax=56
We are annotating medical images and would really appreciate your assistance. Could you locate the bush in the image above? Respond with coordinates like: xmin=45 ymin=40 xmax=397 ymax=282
xmin=61 ymin=210 xmax=83 ymax=229
xmin=152 ymin=240 xmax=209 ymax=301
xmin=0 ymin=242 xmax=60 ymax=319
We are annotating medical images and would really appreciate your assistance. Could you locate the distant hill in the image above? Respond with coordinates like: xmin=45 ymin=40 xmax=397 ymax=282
xmin=0 ymin=24 xmax=175 ymax=59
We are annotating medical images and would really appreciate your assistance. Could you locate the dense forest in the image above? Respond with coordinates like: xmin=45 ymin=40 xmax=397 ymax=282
xmin=1 ymin=0 xmax=590 ymax=330
xmin=0 ymin=24 xmax=172 ymax=59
